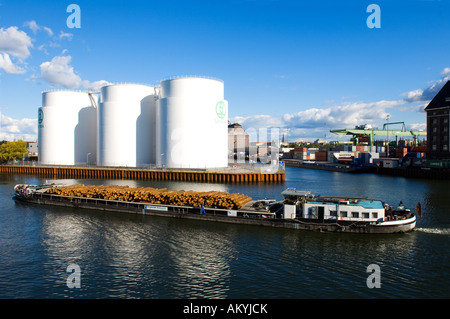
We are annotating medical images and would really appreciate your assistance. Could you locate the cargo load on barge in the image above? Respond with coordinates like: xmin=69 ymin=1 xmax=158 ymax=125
xmin=13 ymin=184 xmax=418 ymax=233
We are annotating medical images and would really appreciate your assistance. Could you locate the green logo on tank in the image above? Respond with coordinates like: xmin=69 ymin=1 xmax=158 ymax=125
xmin=38 ymin=109 xmax=44 ymax=125
xmin=216 ymin=101 xmax=226 ymax=119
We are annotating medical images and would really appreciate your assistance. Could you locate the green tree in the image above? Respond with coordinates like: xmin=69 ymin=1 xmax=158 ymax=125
xmin=0 ymin=140 xmax=28 ymax=163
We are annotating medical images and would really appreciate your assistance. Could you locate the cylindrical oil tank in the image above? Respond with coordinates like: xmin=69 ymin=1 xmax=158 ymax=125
xmin=38 ymin=90 xmax=97 ymax=165
xmin=156 ymin=77 xmax=228 ymax=169
xmin=97 ymin=83 xmax=157 ymax=167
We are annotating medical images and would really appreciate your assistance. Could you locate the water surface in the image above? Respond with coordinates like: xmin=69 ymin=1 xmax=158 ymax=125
xmin=0 ymin=167 xmax=449 ymax=298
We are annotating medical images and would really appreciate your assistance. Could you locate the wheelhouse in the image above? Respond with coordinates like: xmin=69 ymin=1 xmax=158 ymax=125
xmin=281 ymin=188 xmax=386 ymax=222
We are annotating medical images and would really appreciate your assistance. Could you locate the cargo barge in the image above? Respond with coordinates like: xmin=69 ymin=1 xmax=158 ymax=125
xmin=13 ymin=184 xmax=417 ymax=234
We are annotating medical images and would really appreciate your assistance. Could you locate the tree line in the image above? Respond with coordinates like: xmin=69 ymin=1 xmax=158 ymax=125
xmin=0 ymin=140 xmax=28 ymax=163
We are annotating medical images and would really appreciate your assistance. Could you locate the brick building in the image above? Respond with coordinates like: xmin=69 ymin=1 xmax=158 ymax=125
xmin=228 ymin=123 xmax=249 ymax=162
xmin=425 ymin=81 xmax=450 ymax=159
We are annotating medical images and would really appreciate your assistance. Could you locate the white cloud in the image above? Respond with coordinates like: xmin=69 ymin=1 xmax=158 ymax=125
xmin=40 ymin=55 xmax=111 ymax=91
xmin=230 ymin=114 xmax=283 ymax=129
xmin=231 ymin=67 xmax=450 ymax=141
xmin=40 ymin=55 xmax=82 ymax=88
xmin=37 ymin=44 xmax=49 ymax=55
xmin=0 ymin=53 xmax=26 ymax=74
xmin=403 ymin=88 xmax=423 ymax=102
xmin=396 ymin=102 xmax=427 ymax=113
xmin=23 ymin=20 xmax=39 ymax=33
xmin=24 ymin=20 xmax=53 ymax=36
xmin=82 ymin=79 xmax=112 ymax=92
xmin=59 ymin=31 xmax=73 ymax=41
xmin=0 ymin=26 xmax=33 ymax=74
xmin=43 ymin=27 xmax=54 ymax=37
xmin=0 ymin=26 xmax=33 ymax=59
xmin=442 ymin=67 xmax=450 ymax=76
xmin=0 ymin=113 xmax=37 ymax=141
xmin=403 ymin=67 xmax=450 ymax=103
xmin=409 ymin=123 xmax=426 ymax=131
xmin=283 ymin=100 xmax=401 ymax=130
xmin=231 ymin=99 xmax=406 ymax=141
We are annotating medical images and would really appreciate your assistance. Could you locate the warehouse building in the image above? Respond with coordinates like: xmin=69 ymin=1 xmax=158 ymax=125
xmin=425 ymin=80 xmax=450 ymax=159
xmin=228 ymin=123 xmax=249 ymax=162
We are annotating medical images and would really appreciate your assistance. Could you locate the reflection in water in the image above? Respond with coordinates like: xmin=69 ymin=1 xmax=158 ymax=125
xmin=2 ymin=167 xmax=450 ymax=298
xmin=39 ymin=207 xmax=237 ymax=298
xmin=40 ymin=209 xmax=162 ymax=298
xmin=167 ymin=226 xmax=235 ymax=298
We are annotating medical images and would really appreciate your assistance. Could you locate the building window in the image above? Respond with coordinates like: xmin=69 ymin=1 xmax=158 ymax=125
xmin=433 ymin=127 xmax=437 ymax=133
xmin=444 ymin=145 xmax=448 ymax=151
xmin=432 ymin=145 xmax=437 ymax=151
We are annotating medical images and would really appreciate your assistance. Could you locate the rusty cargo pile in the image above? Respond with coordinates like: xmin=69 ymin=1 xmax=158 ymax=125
xmin=45 ymin=184 xmax=252 ymax=210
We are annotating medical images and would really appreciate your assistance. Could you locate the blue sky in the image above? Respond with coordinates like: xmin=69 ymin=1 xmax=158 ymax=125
xmin=0 ymin=0 xmax=449 ymax=142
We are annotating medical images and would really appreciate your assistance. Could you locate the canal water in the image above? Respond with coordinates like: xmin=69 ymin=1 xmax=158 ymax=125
xmin=0 ymin=166 xmax=449 ymax=299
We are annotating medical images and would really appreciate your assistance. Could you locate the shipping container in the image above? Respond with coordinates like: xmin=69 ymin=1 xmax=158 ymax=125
xmin=383 ymin=159 xmax=399 ymax=168
xmin=411 ymin=146 xmax=427 ymax=153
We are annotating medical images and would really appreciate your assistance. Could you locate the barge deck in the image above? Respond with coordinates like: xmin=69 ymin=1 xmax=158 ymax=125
xmin=13 ymin=184 xmax=417 ymax=234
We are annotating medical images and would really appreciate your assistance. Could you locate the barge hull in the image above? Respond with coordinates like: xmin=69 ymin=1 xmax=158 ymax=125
xmin=14 ymin=193 xmax=416 ymax=234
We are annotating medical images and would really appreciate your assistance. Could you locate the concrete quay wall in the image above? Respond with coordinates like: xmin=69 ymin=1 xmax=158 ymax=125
xmin=0 ymin=165 xmax=285 ymax=183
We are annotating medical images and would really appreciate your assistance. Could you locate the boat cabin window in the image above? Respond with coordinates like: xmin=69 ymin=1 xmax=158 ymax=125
xmin=330 ymin=210 xmax=337 ymax=217
xmin=362 ymin=212 xmax=370 ymax=219
xmin=269 ymin=203 xmax=284 ymax=218
xmin=340 ymin=211 xmax=348 ymax=217
xmin=308 ymin=206 xmax=318 ymax=218
xmin=372 ymin=212 xmax=378 ymax=219
xmin=352 ymin=212 xmax=359 ymax=218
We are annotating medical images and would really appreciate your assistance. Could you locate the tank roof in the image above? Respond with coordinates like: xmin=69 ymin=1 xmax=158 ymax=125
xmin=160 ymin=75 xmax=223 ymax=83
xmin=41 ymin=89 xmax=90 ymax=94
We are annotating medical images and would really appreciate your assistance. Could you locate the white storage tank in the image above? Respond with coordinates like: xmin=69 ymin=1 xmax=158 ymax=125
xmin=38 ymin=90 xmax=97 ymax=165
xmin=97 ymin=83 xmax=157 ymax=167
xmin=156 ymin=77 xmax=228 ymax=169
